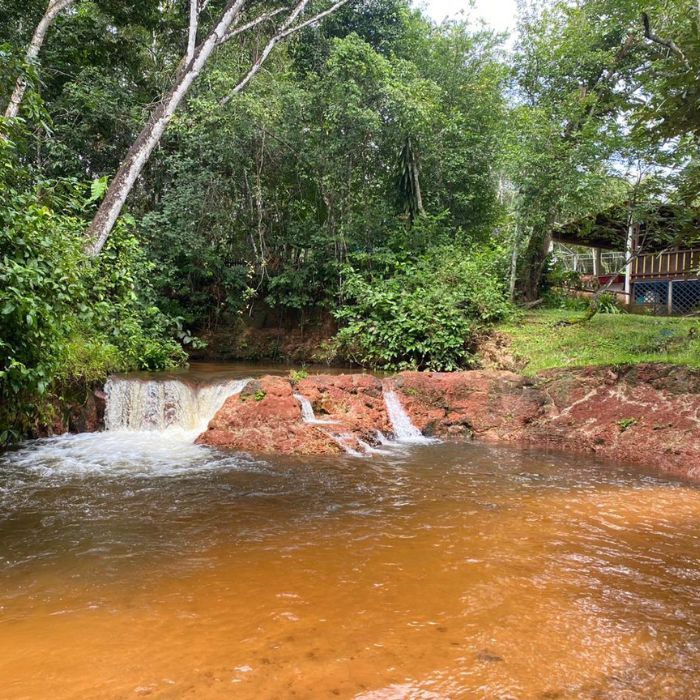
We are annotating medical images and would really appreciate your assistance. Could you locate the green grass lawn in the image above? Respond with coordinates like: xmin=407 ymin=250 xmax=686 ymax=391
xmin=497 ymin=309 xmax=700 ymax=374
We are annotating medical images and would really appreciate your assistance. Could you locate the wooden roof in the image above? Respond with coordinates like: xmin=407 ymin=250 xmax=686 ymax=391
xmin=552 ymin=204 xmax=700 ymax=252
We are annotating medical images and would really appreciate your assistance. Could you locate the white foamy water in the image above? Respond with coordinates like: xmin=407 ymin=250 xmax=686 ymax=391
xmin=105 ymin=377 xmax=249 ymax=433
xmin=293 ymin=393 xmax=337 ymax=425
xmin=383 ymin=390 xmax=432 ymax=443
xmin=295 ymin=389 xmax=431 ymax=456
xmin=2 ymin=377 xmax=251 ymax=477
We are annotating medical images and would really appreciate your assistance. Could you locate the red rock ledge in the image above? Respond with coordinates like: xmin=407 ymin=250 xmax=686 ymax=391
xmin=196 ymin=364 xmax=700 ymax=480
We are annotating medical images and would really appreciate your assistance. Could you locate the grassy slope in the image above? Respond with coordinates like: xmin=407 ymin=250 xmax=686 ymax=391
xmin=497 ymin=309 xmax=700 ymax=374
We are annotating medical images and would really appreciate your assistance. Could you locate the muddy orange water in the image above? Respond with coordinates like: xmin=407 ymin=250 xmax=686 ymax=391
xmin=2 ymin=437 xmax=700 ymax=699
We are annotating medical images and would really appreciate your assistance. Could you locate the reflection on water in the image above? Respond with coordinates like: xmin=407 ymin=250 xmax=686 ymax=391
xmin=117 ymin=360 xmax=375 ymax=382
xmin=1 ymin=437 xmax=700 ymax=699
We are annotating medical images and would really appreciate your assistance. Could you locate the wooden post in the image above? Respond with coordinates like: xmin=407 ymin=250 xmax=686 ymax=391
xmin=592 ymin=247 xmax=602 ymax=277
xmin=624 ymin=223 xmax=634 ymax=305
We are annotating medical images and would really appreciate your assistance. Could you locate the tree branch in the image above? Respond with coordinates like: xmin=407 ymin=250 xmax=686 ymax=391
xmin=187 ymin=0 xmax=198 ymax=63
xmin=642 ymin=12 xmax=690 ymax=68
xmin=218 ymin=7 xmax=287 ymax=45
xmin=220 ymin=0 xmax=349 ymax=106
xmin=277 ymin=0 xmax=348 ymax=40
xmin=3 ymin=0 xmax=77 ymax=121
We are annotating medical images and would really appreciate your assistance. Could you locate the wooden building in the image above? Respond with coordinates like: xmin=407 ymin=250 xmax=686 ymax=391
xmin=551 ymin=205 xmax=700 ymax=315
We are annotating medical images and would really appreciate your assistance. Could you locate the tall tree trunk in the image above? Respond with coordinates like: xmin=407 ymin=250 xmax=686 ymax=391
xmin=508 ymin=225 xmax=521 ymax=301
xmin=85 ymin=0 xmax=347 ymax=256
xmin=4 ymin=0 xmax=76 ymax=121
xmin=186 ymin=0 xmax=198 ymax=63
xmin=522 ymin=227 xmax=553 ymax=301
xmin=84 ymin=0 xmax=247 ymax=257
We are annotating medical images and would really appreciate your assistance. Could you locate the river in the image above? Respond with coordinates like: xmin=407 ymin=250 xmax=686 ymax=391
xmin=1 ymin=366 xmax=699 ymax=698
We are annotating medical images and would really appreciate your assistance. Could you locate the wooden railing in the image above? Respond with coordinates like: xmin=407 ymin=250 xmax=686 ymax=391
xmin=631 ymin=249 xmax=700 ymax=280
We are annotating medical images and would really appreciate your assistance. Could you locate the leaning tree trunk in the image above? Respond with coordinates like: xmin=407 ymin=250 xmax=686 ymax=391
xmin=85 ymin=0 xmax=347 ymax=256
xmin=4 ymin=0 xmax=76 ymax=121
xmin=84 ymin=0 xmax=247 ymax=257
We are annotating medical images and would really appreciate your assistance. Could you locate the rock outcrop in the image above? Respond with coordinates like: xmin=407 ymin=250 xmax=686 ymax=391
xmin=196 ymin=364 xmax=700 ymax=480
xmin=196 ymin=376 xmax=342 ymax=455
xmin=529 ymin=365 xmax=700 ymax=480
xmin=197 ymin=373 xmax=396 ymax=455
xmin=392 ymin=370 xmax=544 ymax=441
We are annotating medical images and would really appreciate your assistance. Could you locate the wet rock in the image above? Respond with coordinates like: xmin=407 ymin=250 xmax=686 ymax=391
xmin=197 ymin=364 xmax=700 ymax=481
xmin=528 ymin=364 xmax=700 ymax=481
xmin=394 ymin=370 xmax=543 ymax=442
xmin=68 ymin=388 xmax=106 ymax=433
xmin=296 ymin=373 xmax=392 ymax=440
xmin=196 ymin=376 xmax=342 ymax=455
xmin=476 ymin=649 xmax=504 ymax=663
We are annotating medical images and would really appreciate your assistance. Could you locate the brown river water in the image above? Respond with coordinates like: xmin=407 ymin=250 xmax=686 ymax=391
xmin=1 ymin=367 xmax=700 ymax=699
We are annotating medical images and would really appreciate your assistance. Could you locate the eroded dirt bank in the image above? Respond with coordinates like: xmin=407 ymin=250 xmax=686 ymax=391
xmin=197 ymin=364 xmax=700 ymax=480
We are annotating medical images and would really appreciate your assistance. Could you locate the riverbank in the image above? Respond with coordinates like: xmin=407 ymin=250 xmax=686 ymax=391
xmin=494 ymin=309 xmax=700 ymax=374
xmin=199 ymin=364 xmax=700 ymax=481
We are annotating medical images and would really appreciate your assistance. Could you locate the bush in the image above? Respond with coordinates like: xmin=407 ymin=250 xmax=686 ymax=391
xmin=333 ymin=245 xmax=512 ymax=370
xmin=594 ymin=291 xmax=626 ymax=314
xmin=0 ymin=172 xmax=185 ymax=443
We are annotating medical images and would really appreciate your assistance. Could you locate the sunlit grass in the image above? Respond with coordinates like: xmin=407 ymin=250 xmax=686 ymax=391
xmin=498 ymin=309 xmax=700 ymax=374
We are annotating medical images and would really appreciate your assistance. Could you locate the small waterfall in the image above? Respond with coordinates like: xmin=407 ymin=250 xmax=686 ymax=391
xmin=383 ymin=389 xmax=431 ymax=443
xmin=293 ymin=393 xmax=337 ymax=425
xmin=104 ymin=377 xmax=249 ymax=434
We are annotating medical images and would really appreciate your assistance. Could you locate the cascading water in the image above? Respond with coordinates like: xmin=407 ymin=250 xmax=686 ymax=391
xmin=293 ymin=393 xmax=337 ymax=425
xmin=5 ymin=377 xmax=251 ymax=477
xmin=105 ymin=377 xmax=249 ymax=434
xmin=294 ymin=388 xmax=431 ymax=456
xmin=383 ymin=389 xmax=432 ymax=443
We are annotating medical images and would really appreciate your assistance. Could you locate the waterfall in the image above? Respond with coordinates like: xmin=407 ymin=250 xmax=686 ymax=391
xmin=104 ymin=377 xmax=249 ymax=434
xmin=383 ymin=390 xmax=431 ymax=443
xmin=293 ymin=393 xmax=337 ymax=425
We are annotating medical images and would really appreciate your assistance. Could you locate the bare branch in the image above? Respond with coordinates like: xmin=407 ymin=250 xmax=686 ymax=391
xmin=277 ymin=0 xmax=348 ymax=40
xmin=3 ymin=0 xmax=77 ymax=121
xmin=220 ymin=0 xmax=310 ymax=104
xmin=220 ymin=0 xmax=349 ymax=106
xmin=187 ymin=0 xmax=198 ymax=63
xmin=642 ymin=12 xmax=690 ymax=68
xmin=218 ymin=7 xmax=288 ymax=45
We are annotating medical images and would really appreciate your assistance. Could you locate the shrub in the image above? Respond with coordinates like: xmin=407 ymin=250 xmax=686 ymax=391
xmin=595 ymin=291 xmax=626 ymax=314
xmin=0 ymin=172 xmax=185 ymax=443
xmin=333 ymin=245 xmax=512 ymax=371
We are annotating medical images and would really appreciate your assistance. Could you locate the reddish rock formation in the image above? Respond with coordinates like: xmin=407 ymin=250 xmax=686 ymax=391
xmin=196 ymin=376 xmax=342 ymax=455
xmin=391 ymin=364 xmax=700 ymax=480
xmin=296 ymin=374 xmax=392 ymax=437
xmin=197 ymin=364 xmax=700 ymax=481
xmin=527 ymin=365 xmax=700 ymax=481
xmin=197 ymin=373 xmax=395 ymax=455
xmin=391 ymin=370 xmax=544 ymax=441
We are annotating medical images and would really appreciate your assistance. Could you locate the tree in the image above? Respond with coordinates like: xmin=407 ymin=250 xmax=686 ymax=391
xmin=85 ymin=0 xmax=349 ymax=257
xmin=3 ymin=0 xmax=76 ymax=122
xmin=509 ymin=0 xmax=700 ymax=300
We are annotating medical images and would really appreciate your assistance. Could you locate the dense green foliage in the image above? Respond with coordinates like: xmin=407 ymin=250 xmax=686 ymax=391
xmin=141 ymin=18 xmax=508 ymax=327
xmin=0 ymin=138 xmax=183 ymax=442
xmin=335 ymin=244 xmax=511 ymax=370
